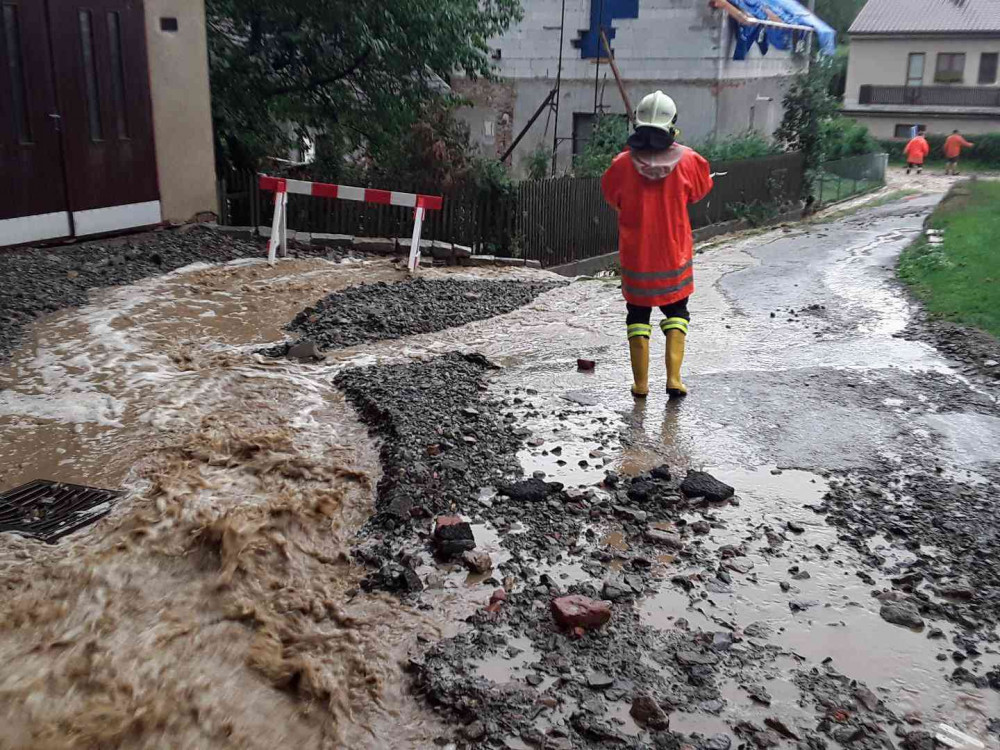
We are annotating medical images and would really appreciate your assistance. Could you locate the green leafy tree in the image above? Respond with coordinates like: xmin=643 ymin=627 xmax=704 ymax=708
xmin=207 ymin=0 xmax=522 ymax=171
xmin=774 ymin=59 xmax=839 ymax=192
xmin=813 ymin=0 xmax=866 ymax=37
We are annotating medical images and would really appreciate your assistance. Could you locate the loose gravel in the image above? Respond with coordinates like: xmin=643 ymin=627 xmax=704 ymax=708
xmin=281 ymin=277 xmax=564 ymax=351
xmin=335 ymin=352 xmax=522 ymax=526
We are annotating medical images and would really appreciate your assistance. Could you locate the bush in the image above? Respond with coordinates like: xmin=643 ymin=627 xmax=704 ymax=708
xmin=573 ymin=120 xmax=784 ymax=177
xmin=775 ymin=58 xmax=840 ymax=194
xmin=822 ymin=118 xmax=879 ymax=160
xmin=523 ymin=146 xmax=551 ymax=181
xmin=573 ymin=116 xmax=629 ymax=177
xmin=879 ymin=132 xmax=1000 ymax=166
xmin=694 ymin=132 xmax=781 ymax=162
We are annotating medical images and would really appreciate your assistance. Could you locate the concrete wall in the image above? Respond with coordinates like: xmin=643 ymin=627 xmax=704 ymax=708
xmin=500 ymin=78 xmax=722 ymax=175
xmin=845 ymin=36 xmax=1000 ymax=106
xmin=459 ymin=0 xmax=807 ymax=176
xmin=848 ymin=113 xmax=1000 ymax=139
xmin=144 ymin=0 xmax=218 ymax=222
xmin=492 ymin=0 xmax=800 ymax=81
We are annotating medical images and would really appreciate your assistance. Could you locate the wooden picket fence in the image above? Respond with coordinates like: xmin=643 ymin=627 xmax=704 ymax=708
xmin=217 ymin=152 xmax=806 ymax=267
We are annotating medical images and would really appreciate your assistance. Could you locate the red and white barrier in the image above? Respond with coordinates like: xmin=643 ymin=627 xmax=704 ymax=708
xmin=258 ymin=175 xmax=444 ymax=272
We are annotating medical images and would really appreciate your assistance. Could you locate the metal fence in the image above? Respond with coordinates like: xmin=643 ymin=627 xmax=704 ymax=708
xmin=816 ymin=152 xmax=888 ymax=206
xmin=217 ymin=151 xmax=806 ymax=267
xmin=514 ymin=152 xmax=805 ymax=266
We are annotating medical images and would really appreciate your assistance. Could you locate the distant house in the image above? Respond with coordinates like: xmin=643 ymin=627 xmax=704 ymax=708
xmin=1 ymin=0 xmax=217 ymax=248
xmin=456 ymin=0 xmax=834 ymax=177
xmin=843 ymin=0 xmax=1000 ymax=139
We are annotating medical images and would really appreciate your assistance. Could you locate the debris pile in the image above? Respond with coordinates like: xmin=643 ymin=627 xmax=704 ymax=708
xmin=277 ymin=277 xmax=564 ymax=352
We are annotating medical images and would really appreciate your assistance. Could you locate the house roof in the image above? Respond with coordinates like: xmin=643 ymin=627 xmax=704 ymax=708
xmin=849 ymin=0 xmax=1000 ymax=35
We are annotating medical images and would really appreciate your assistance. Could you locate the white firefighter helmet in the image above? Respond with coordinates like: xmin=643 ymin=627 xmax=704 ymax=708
xmin=634 ymin=90 xmax=678 ymax=134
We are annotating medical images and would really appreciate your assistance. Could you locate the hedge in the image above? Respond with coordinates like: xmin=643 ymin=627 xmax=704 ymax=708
xmin=878 ymin=132 xmax=1000 ymax=166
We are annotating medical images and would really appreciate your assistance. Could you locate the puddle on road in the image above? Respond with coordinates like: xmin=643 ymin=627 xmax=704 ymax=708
xmin=3 ymin=213 xmax=996 ymax=746
xmin=474 ymin=634 xmax=540 ymax=684
xmin=633 ymin=467 xmax=1000 ymax=742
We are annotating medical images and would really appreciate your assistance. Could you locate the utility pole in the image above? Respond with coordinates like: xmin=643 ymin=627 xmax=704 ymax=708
xmin=551 ymin=0 xmax=566 ymax=175
xmin=593 ymin=0 xmax=605 ymax=114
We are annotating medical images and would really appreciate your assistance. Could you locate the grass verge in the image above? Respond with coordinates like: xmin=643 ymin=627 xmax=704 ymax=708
xmin=898 ymin=179 xmax=1000 ymax=338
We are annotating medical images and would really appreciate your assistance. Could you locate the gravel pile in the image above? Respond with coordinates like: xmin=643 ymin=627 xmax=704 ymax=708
xmin=334 ymin=352 xmax=522 ymax=526
xmin=283 ymin=277 xmax=563 ymax=351
xmin=0 ymin=226 xmax=348 ymax=363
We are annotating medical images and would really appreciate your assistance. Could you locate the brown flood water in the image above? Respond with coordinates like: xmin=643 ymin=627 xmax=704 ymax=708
xmin=0 ymin=257 xmax=470 ymax=748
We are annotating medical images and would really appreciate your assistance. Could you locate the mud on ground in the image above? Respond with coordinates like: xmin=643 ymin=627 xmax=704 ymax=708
xmin=0 ymin=226 xmax=350 ymax=364
xmin=335 ymin=349 xmax=1000 ymax=749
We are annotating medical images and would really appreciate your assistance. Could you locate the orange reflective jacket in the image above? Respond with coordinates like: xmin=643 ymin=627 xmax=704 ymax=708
xmin=601 ymin=146 xmax=713 ymax=307
xmin=944 ymin=134 xmax=973 ymax=159
xmin=904 ymin=136 xmax=930 ymax=165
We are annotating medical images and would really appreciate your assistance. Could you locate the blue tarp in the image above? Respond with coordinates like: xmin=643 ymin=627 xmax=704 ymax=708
xmin=729 ymin=0 xmax=835 ymax=60
xmin=575 ymin=0 xmax=640 ymax=59
xmin=730 ymin=0 xmax=770 ymax=60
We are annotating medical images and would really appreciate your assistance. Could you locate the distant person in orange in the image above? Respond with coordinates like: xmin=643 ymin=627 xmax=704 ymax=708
xmin=944 ymin=130 xmax=975 ymax=175
xmin=904 ymin=128 xmax=930 ymax=176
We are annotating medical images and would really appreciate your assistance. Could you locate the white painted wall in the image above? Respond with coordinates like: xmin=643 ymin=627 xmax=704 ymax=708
xmin=845 ymin=36 xmax=1000 ymax=106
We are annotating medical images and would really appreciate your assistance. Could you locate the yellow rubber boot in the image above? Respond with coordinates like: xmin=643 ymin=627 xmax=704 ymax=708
xmin=627 ymin=329 xmax=650 ymax=398
xmin=661 ymin=317 xmax=689 ymax=398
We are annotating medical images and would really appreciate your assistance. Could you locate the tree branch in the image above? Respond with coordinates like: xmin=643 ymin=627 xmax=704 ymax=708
xmin=262 ymin=50 xmax=370 ymax=99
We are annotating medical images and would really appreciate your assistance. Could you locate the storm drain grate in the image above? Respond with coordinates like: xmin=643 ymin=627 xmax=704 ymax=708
xmin=0 ymin=480 xmax=123 ymax=543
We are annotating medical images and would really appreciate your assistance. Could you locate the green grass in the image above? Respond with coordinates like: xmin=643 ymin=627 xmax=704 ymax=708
xmin=898 ymin=180 xmax=1000 ymax=338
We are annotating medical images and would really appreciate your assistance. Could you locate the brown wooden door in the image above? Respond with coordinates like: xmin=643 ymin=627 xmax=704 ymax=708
xmin=47 ymin=0 xmax=159 ymax=234
xmin=0 ymin=0 xmax=71 ymax=243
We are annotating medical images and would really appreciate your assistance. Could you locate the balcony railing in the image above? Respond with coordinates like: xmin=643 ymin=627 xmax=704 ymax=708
xmin=858 ymin=84 xmax=1000 ymax=108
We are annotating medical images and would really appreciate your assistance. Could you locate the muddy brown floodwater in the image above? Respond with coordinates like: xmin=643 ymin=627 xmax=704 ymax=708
xmin=0 ymin=257 xmax=492 ymax=748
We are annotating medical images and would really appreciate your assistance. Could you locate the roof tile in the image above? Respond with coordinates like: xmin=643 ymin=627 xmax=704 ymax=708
xmin=850 ymin=0 xmax=1000 ymax=34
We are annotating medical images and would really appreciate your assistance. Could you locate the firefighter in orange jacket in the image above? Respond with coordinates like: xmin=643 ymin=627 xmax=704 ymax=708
xmin=904 ymin=128 xmax=930 ymax=175
xmin=944 ymin=130 xmax=974 ymax=175
xmin=601 ymin=91 xmax=713 ymax=399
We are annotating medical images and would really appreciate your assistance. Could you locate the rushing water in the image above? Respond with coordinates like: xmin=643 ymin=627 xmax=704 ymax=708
xmin=0 ymin=257 xmax=455 ymax=748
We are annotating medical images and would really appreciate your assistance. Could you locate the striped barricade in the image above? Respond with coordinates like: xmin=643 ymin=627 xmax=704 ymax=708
xmin=258 ymin=175 xmax=444 ymax=272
